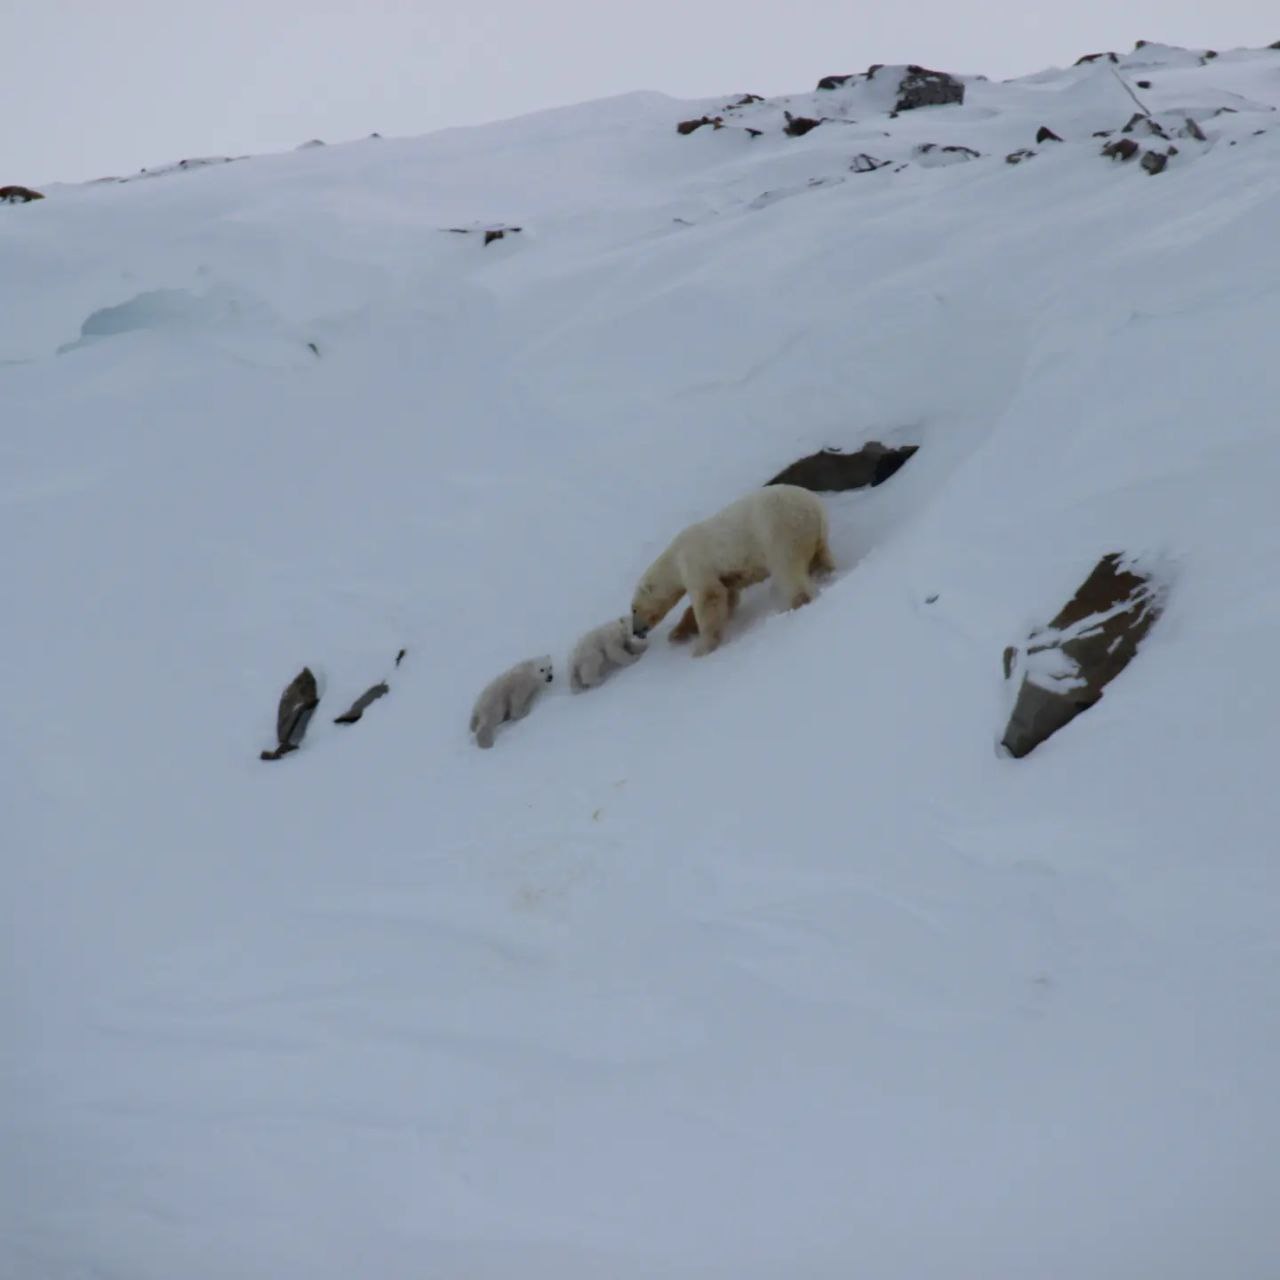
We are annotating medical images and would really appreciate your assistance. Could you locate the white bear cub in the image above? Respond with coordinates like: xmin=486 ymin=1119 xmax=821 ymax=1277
xmin=569 ymin=617 xmax=648 ymax=692
xmin=470 ymin=656 xmax=554 ymax=749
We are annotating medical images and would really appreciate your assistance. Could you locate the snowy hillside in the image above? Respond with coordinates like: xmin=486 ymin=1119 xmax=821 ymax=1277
xmin=5 ymin=41 xmax=1280 ymax=1279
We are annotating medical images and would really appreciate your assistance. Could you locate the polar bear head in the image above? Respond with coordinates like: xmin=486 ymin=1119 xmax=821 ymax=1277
xmin=631 ymin=575 xmax=684 ymax=638
xmin=534 ymin=656 xmax=554 ymax=683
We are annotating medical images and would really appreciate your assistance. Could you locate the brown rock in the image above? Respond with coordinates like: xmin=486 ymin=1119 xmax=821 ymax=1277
xmin=783 ymin=112 xmax=822 ymax=137
xmin=817 ymin=75 xmax=853 ymax=90
xmin=1102 ymin=138 xmax=1140 ymax=161
xmin=1140 ymin=149 xmax=1169 ymax=175
xmin=1075 ymin=51 xmax=1118 ymax=65
xmin=1000 ymin=554 xmax=1165 ymax=759
xmin=1181 ymin=116 xmax=1207 ymax=141
xmin=765 ymin=442 xmax=918 ymax=491
xmin=1036 ymin=126 xmax=1063 ymax=143
xmin=676 ymin=116 xmax=722 ymax=135
xmin=1005 ymin=149 xmax=1036 ymax=165
xmin=0 ymin=185 xmax=44 ymax=203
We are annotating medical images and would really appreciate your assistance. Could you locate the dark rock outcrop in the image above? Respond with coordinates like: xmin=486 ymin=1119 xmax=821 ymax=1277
xmin=817 ymin=74 xmax=853 ymax=90
xmin=1122 ymin=113 xmax=1168 ymax=137
xmin=766 ymin=441 xmax=918 ymax=491
xmin=1075 ymin=51 xmax=1118 ymax=65
xmin=1035 ymin=126 xmax=1063 ymax=143
xmin=1102 ymin=138 xmax=1140 ymax=161
xmin=895 ymin=66 xmax=964 ymax=111
xmin=1005 ymin=148 xmax=1036 ymax=164
xmin=444 ymin=225 xmax=522 ymax=245
xmin=0 ymin=185 xmax=44 ymax=203
xmin=850 ymin=153 xmax=891 ymax=173
xmin=1141 ymin=149 xmax=1171 ymax=175
xmin=677 ymin=115 xmax=722 ymax=135
xmin=1000 ymin=554 xmax=1165 ymax=759
xmin=334 ymin=681 xmax=390 ymax=726
xmin=261 ymin=667 xmax=319 ymax=761
xmin=783 ymin=112 xmax=822 ymax=137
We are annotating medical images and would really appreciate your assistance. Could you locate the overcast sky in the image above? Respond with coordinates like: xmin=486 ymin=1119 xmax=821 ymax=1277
xmin=3 ymin=0 xmax=1276 ymax=186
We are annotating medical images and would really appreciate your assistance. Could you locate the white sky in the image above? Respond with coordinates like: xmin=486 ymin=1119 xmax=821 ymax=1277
xmin=2 ymin=0 xmax=1276 ymax=186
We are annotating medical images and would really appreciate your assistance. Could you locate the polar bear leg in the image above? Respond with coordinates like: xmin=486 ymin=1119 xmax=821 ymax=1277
xmin=811 ymin=535 xmax=836 ymax=578
xmin=602 ymin=633 xmax=642 ymax=667
xmin=691 ymin=584 xmax=731 ymax=657
xmin=669 ymin=606 xmax=699 ymax=643
xmin=571 ymin=649 xmax=603 ymax=691
xmin=772 ymin=549 xmax=817 ymax=611
xmin=671 ymin=583 xmax=740 ymax=644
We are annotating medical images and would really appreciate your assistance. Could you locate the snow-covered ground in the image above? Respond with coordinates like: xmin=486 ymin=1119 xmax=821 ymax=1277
xmin=5 ymin=42 xmax=1280 ymax=1280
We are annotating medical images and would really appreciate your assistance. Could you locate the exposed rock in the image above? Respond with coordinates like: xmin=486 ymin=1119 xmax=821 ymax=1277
xmin=1000 ymin=553 xmax=1166 ymax=759
xmin=1093 ymin=130 xmax=1113 ymax=138
xmin=914 ymin=143 xmax=980 ymax=166
xmin=261 ymin=667 xmax=319 ymax=761
xmin=765 ymin=441 xmax=919 ymax=491
xmin=745 ymin=128 xmax=763 ymax=138
xmin=1102 ymin=138 xmax=1140 ymax=161
xmin=334 ymin=681 xmax=390 ymax=726
xmin=730 ymin=93 xmax=763 ymax=106
xmin=444 ymin=224 xmax=522 ymax=244
xmin=866 ymin=64 xmax=884 ymax=79
xmin=1036 ymin=126 xmax=1063 ymax=143
xmin=1180 ymin=116 xmax=1207 ymax=141
xmin=850 ymin=153 xmax=891 ymax=173
xmin=1202 ymin=50 xmax=1218 ymax=61
xmin=1140 ymin=149 xmax=1170 ymax=175
xmin=783 ymin=112 xmax=822 ymax=137
xmin=676 ymin=115 xmax=722 ymax=135
xmin=817 ymin=74 xmax=853 ymax=90
xmin=895 ymin=66 xmax=965 ymax=112
xmin=1075 ymin=51 xmax=1118 ymax=65
xmin=1005 ymin=148 xmax=1036 ymax=165
xmin=0 ymin=185 xmax=44 ymax=203
xmin=395 ymin=648 xmax=407 ymax=667
xmin=297 ymin=139 xmax=325 ymax=150
xmin=1136 ymin=80 xmax=1152 ymax=89
xmin=1122 ymin=113 xmax=1168 ymax=138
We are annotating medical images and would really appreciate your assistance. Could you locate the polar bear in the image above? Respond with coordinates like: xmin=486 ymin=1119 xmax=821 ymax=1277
xmin=470 ymin=656 xmax=553 ymax=748
xmin=570 ymin=617 xmax=648 ymax=691
xmin=631 ymin=484 xmax=834 ymax=657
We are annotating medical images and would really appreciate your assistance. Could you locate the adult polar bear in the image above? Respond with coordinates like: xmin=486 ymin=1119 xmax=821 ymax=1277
xmin=631 ymin=484 xmax=834 ymax=657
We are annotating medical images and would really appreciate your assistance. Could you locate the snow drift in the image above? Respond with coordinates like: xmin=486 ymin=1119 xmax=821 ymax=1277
xmin=4 ymin=41 xmax=1280 ymax=1280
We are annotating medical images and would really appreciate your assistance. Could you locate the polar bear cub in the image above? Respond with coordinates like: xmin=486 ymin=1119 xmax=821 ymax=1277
xmin=569 ymin=617 xmax=648 ymax=692
xmin=470 ymin=656 xmax=554 ymax=749
xmin=631 ymin=484 xmax=834 ymax=657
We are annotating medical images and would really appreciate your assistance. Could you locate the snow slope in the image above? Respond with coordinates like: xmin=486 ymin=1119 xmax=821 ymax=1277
xmin=4 ymin=42 xmax=1280 ymax=1280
